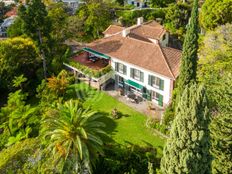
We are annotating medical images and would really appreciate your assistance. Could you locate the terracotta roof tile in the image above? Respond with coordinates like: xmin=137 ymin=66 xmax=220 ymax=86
xmin=87 ymin=34 xmax=181 ymax=79
xmin=130 ymin=25 xmax=166 ymax=40
xmin=103 ymin=25 xmax=124 ymax=35
xmin=5 ymin=7 xmax=17 ymax=17
xmin=162 ymin=47 xmax=182 ymax=78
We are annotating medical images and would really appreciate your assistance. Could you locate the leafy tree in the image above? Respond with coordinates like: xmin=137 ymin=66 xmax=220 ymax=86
xmin=76 ymin=2 xmax=112 ymax=40
xmin=18 ymin=0 xmax=51 ymax=79
xmin=47 ymin=2 xmax=69 ymax=43
xmin=161 ymin=84 xmax=211 ymax=174
xmin=0 ymin=90 xmax=39 ymax=146
xmin=164 ymin=2 xmax=191 ymax=40
xmin=0 ymin=138 xmax=40 ymax=173
xmin=200 ymin=0 xmax=232 ymax=30
xmin=47 ymin=70 xmax=69 ymax=97
xmin=12 ymin=74 xmax=27 ymax=90
xmin=0 ymin=37 xmax=40 ymax=90
xmin=41 ymin=100 xmax=107 ymax=173
xmin=210 ymin=113 xmax=232 ymax=174
xmin=177 ymin=0 xmax=199 ymax=95
xmin=198 ymin=24 xmax=232 ymax=113
xmin=7 ymin=17 xmax=24 ymax=37
xmin=150 ymin=0 xmax=175 ymax=7
xmin=95 ymin=143 xmax=160 ymax=174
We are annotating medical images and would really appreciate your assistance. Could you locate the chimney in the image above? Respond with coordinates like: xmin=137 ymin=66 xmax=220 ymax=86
xmin=137 ymin=17 xmax=143 ymax=25
xmin=122 ymin=28 xmax=130 ymax=37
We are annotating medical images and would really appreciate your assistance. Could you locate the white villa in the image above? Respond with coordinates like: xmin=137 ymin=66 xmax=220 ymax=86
xmin=126 ymin=0 xmax=149 ymax=8
xmin=65 ymin=18 xmax=181 ymax=108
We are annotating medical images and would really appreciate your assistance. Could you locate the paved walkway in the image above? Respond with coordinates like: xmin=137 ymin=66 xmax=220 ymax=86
xmin=105 ymin=89 xmax=164 ymax=120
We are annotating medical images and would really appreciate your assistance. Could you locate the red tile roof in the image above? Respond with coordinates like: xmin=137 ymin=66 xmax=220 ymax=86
xmin=87 ymin=34 xmax=181 ymax=79
xmin=5 ymin=7 xmax=17 ymax=17
xmin=103 ymin=25 xmax=124 ymax=35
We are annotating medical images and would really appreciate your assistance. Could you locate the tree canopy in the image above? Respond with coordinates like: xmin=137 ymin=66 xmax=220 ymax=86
xmin=198 ymin=24 xmax=232 ymax=113
xmin=161 ymin=84 xmax=211 ymax=174
xmin=0 ymin=37 xmax=40 ymax=90
xmin=210 ymin=113 xmax=232 ymax=174
xmin=200 ymin=0 xmax=232 ymax=30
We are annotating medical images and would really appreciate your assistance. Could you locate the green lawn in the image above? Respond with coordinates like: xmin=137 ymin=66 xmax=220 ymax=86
xmin=67 ymin=83 xmax=165 ymax=150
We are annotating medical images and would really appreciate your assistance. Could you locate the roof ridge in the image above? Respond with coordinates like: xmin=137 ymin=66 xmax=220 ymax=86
xmin=103 ymin=25 xmax=124 ymax=34
xmin=158 ymin=46 xmax=176 ymax=79
xmin=126 ymin=35 xmax=161 ymax=47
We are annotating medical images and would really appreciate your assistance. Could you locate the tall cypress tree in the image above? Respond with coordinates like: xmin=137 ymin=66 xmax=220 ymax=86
xmin=210 ymin=113 xmax=232 ymax=174
xmin=177 ymin=0 xmax=199 ymax=95
xmin=162 ymin=0 xmax=199 ymax=126
xmin=161 ymin=83 xmax=211 ymax=174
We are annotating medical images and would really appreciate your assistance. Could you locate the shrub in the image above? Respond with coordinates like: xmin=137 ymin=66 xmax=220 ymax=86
xmin=146 ymin=117 xmax=169 ymax=135
xmin=0 ymin=138 xmax=40 ymax=173
xmin=111 ymin=108 xmax=120 ymax=119
xmin=69 ymin=60 xmax=112 ymax=78
xmin=94 ymin=143 xmax=161 ymax=174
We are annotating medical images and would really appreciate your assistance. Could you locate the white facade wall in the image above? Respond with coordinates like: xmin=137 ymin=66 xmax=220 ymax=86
xmin=110 ymin=57 xmax=172 ymax=106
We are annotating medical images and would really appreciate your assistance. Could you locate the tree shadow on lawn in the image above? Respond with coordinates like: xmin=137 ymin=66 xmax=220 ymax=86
xmin=96 ymin=111 xmax=118 ymax=144
xmin=65 ymin=84 xmax=101 ymax=102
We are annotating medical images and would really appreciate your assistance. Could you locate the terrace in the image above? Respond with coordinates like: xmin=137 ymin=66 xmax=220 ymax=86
xmin=72 ymin=51 xmax=109 ymax=70
xmin=64 ymin=47 xmax=114 ymax=89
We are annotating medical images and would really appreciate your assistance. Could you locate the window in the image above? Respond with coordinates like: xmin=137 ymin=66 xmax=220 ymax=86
xmin=148 ymin=75 xmax=164 ymax=90
xmin=152 ymin=91 xmax=163 ymax=106
xmin=118 ymin=76 xmax=124 ymax=84
xmin=162 ymin=34 xmax=166 ymax=41
xmin=130 ymin=68 xmax=144 ymax=82
xmin=115 ymin=62 xmax=127 ymax=75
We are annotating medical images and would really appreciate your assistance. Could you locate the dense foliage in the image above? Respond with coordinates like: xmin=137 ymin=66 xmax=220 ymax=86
xmin=164 ymin=2 xmax=191 ymax=40
xmin=0 ymin=37 xmax=41 ymax=90
xmin=95 ymin=143 xmax=161 ymax=174
xmin=200 ymin=0 xmax=232 ymax=30
xmin=76 ymin=2 xmax=112 ymax=40
xmin=198 ymin=24 xmax=232 ymax=113
xmin=210 ymin=113 xmax=232 ymax=174
xmin=161 ymin=84 xmax=211 ymax=173
xmin=176 ymin=0 xmax=199 ymax=96
xmin=162 ymin=0 xmax=199 ymax=127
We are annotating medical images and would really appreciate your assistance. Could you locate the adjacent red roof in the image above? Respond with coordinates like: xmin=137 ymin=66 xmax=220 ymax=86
xmin=87 ymin=34 xmax=181 ymax=79
xmin=5 ymin=7 xmax=17 ymax=17
xmin=103 ymin=21 xmax=166 ymax=40
xmin=103 ymin=25 xmax=124 ymax=35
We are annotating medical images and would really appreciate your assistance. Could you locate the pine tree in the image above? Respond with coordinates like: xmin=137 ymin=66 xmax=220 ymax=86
xmin=177 ymin=0 xmax=199 ymax=95
xmin=210 ymin=113 xmax=232 ymax=174
xmin=161 ymin=83 xmax=211 ymax=174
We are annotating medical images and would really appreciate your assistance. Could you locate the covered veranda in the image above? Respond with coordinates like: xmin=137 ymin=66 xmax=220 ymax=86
xmin=71 ymin=47 xmax=110 ymax=70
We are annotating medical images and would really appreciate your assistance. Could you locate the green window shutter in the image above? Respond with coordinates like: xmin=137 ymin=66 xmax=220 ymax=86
xmin=147 ymin=90 xmax=152 ymax=101
xmin=140 ymin=72 xmax=144 ymax=82
xmin=159 ymin=79 xmax=164 ymax=90
xmin=148 ymin=75 xmax=152 ymax=86
xmin=115 ymin=62 xmax=118 ymax=72
xmin=158 ymin=94 xmax=163 ymax=107
xmin=130 ymin=68 xmax=134 ymax=78
xmin=123 ymin=65 xmax=127 ymax=75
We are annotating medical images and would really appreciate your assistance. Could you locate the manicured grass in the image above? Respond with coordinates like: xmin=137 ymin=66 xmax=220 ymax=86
xmin=67 ymin=83 xmax=165 ymax=150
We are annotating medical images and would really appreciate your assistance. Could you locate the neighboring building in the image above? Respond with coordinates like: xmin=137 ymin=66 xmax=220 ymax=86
xmin=0 ymin=15 xmax=16 ymax=37
xmin=126 ymin=0 xmax=149 ymax=8
xmin=0 ymin=0 xmax=15 ymax=6
xmin=65 ymin=18 xmax=181 ymax=108
xmin=54 ymin=0 xmax=84 ymax=13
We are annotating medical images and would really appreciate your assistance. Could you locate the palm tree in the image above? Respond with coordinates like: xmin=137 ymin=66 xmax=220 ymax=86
xmin=41 ymin=100 xmax=107 ymax=173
